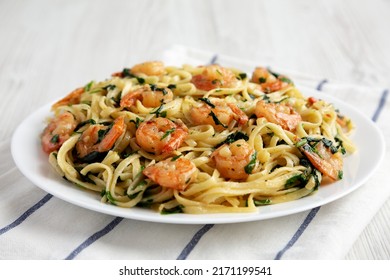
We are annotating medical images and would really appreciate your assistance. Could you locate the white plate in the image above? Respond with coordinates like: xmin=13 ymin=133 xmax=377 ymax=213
xmin=11 ymin=87 xmax=385 ymax=224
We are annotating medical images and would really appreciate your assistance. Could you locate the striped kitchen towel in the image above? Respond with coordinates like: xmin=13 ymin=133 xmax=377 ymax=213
xmin=0 ymin=45 xmax=388 ymax=260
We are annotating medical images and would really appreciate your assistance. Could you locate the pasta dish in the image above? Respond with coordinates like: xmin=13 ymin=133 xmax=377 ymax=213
xmin=40 ymin=61 xmax=355 ymax=214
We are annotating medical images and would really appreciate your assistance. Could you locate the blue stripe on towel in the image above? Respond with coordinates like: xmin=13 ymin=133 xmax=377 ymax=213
xmin=274 ymin=84 xmax=388 ymax=260
xmin=209 ymin=54 xmax=218 ymax=65
xmin=372 ymin=89 xmax=388 ymax=122
xmin=274 ymin=207 xmax=320 ymax=259
xmin=177 ymin=224 xmax=214 ymax=260
xmin=65 ymin=217 xmax=123 ymax=260
xmin=0 ymin=194 xmax=53 ymax=236
xmin=316 ymin=79 xmax=328 ymax=91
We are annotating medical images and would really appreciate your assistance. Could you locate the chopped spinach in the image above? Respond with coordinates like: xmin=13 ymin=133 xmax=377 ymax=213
xmin=130 ymin=117 xmax=143 ymax=128
xmin=128 ymin=191 xmax=142 ymax=200
xmin=84 ymin=81 xmax=94 ymax=91
xmin=121 ymin=68 xmax=145 ymax=84
xmin=285 ymin=174 xmax=306 ymax=188
xmin=50 ymin=134 xmax=59 ymax=144
xmin=151 ymin=104 xmax=167 ymax=118
xmin=171 ymin=154 xmax=183 ymax=161
xmin=215 ymin=131 xmax=249 ymax=148
xmin=253 ymin=199 xmax=271 ymax=206
xmin=209 ymin=111 xmax=227 ymax=128
xmin=238 ymin=73 xmax=247 ymax=80
xmin=161 ymin=205 xmax=184 ymax=215
xmin=199 ymin=97 xmax=215 ymax=108
xmin=75 ymin=119 xmax=96 ymax=131
xmin=244 ymin=151 xmax=257 ymax=174
xmin=102 ymin=84 xmax=116 ymax=91
xmin=161 ymin=128 xmax=175 ymax=140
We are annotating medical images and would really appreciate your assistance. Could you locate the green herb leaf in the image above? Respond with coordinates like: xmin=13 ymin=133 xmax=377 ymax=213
xmin=121 ymin=68 xmax=145 ymax=84
xmin=106 ymin=191 xmax=116 ymax=205
xmin=199 ymin=97 xmax=216 ymax=108
xmin=161 ymin=128 xmax=175 ymax=140
xmin=171 ymin=154 xmax=182 ymax=161
xmin=151 ymin=104 xmax=166 ymax=117
xmin=244 ymin=151 xmax=257 ymax=174
xmin=128 ymin=191 xmax=142 ymax=200
xmin=102 ymin=84 xmax=116 ymax=91
xmin=136 ymin=77 xmax=145 ymax=84
xmin=84 ymin=81 xmax=94 ymax=91
xmin=96 ymin=123 xmax=113 ymax=144
xmin=279 ymin=76 xmax=293 ymax=84
xmin=335 ymin=137 xmax=347 ymax=155
xmin=338 ymin=170 xmax=343 ymax=180
xmin=267 ymin=68 xmax=281 ymax=78
xmin=254 ymin=199 xmax=271 ymax=206
xmin=258 ymin=77 xmax=267 ymax=84
xmin=97 ymin=129 xmax=108 ymax=143
xmin=296 ymin=138 xmax=308 ymax=148
xmin=161 ymin=205 xmax=184 ymax=215
xmin=75 ymin=119 xmax=96 ymax=131
xmin=211 ymin=79 xmax=221 ymax=85
xmin=321 ymin=138 xmax=333 ymax=148
xmin=238 ymin=73 xmax=247 ymax=80
xmin=262 ymin=94 xmax=271 ymax=103
xmin=137 ymin=199 xmax=154 ymax=208
xmin=122 ymin=68 xmax=132 ymax=77
xmin=215 ymin=131 xmax=249 ymax=148
xmin=209 ymin=111 xmax=227 ymax=128
xmin=285 ymin=174 xmax=306 ymax=188
xmin=130 ymin=117 xmax=143 ymax=128
xmin=50 ymin=134 xmax=59 ymax=144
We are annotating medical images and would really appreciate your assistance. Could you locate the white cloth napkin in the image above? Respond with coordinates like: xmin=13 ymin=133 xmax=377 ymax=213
xmin=0 ymin=45 xmax=388 ymax=260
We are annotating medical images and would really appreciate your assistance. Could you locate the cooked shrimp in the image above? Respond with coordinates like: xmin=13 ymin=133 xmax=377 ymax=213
xmin=299 ymin=140 xmax=343 ymax=181
xmin=251 ymin=67 xmax=292 ymax=93
xmin=255 ymin=100 xmax=301 ymax=131
xmin=120 ymin=84 xmax=173 ymax=109
xmin=131 ymin=61 xmax=165 ymax=76
xmin=52 ymin=87 xmax=84 ymax=109
xmin=76 ymin=116 xmax=126 ymax=159
xmin=190 ymin=99 xmax=248 ymax=131
xmin=112 ymin=61 xmax=165 ymax=78
xmin=41 ymin=112 xmax=77 ymax=154
xmin=136 ymin=117 xmax=188 ymax=157
xmin=211 ymin=139 xmax=257 ymax=180
xmin=143 ymin=157 xmax=197 ymax=190
xmin=191 ymin=64 xmax=238 ymax=91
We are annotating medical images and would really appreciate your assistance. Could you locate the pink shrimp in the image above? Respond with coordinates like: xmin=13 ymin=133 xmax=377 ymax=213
xmin=254 ymin=100 xmax=302 ymax=131
xmin=143 ymin=157 xmax=197 ymax=190
xmin=120 ymin=85 xmax=173 ymax=109
xmin=135 ymin=117 xmax=188 ymax=157
xmin=211 ymin=140 xmax=257 ymax=180
xmin=52 ymin=87 xmax=84 ymax=109
xmin=299 ymin=140 xmax=343 ymax=181
xmin=251 ymin=67 xmax=292 ymax=93
xmin=112 ymin=61 xmax=165 ymax=77
xmin=41 ymin=112 xmax=77 ymax=154
xmin=190 ymin=99 xmax=248 ymax=131
xmin=76 ymin=116 xmax=126 ymax=159
xmin=191 ymin=64 xmax=238 ymax=91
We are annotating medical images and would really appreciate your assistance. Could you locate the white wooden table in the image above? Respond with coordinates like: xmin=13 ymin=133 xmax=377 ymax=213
xmin=0 ymin=0 xmax=389 ymax=259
